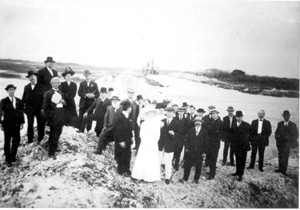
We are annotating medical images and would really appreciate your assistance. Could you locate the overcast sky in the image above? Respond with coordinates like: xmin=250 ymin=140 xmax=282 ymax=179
xmin=0 ymin=0 xmax=299 ymax=78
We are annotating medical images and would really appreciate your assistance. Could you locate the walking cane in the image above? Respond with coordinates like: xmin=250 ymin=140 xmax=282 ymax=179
xmin=170 ymin=159 xmax=184 ymax=179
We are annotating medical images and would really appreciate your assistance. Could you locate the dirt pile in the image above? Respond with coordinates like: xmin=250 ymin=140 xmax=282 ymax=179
xmin=0 ymin=126 xmax=298 ymax=208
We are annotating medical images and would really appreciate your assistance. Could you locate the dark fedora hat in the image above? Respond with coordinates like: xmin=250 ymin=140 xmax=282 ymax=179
xmin=5 ymin=84 xmax=17 ymax=91
xmin=210 ymin=109 xmax=219 ymax=114
xmin=62 ymin=66 xmax=75 ymax=77
xmin=282 ymin=110 xmax=291 ymax=116
xmin=165 ymin=107 xmax=175 ymax=112
xmin=26 ymin=70 xmax=38 ymax=78
xmin=100 ymin=87 xmax=107 ymax=93
xmin=108 ymin=87 xmax=114 ymax=91
xmin=193 ymin=116 xmax=204 ymax=123
xmin=197 ymin=108 xmax=205 ymax=113
xmin=111 ymin=96 xmax=120 ymax=101
xmin=226 ymin=106 xmax=235 ymax=112
xmin=208 ymin=105 xmax=215 ymax=109
xmin=137 ymin=95 xmax=143 ymax=101
xmin=236 ymin=110 xmax=243 ymax=117
xmin=44 ymin=56 xmax=55 ymax=63
xmin=182 ymin=102 xmax=189 ymax=107
xmin=178 ymin=107 xmax=186 ymax=112
xmin=83 ymin=70 xmax=91 ymax=76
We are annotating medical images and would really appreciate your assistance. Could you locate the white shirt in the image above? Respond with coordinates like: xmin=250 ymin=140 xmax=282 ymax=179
xmin=87 ymin=81 xmax=90 ymax=87
xmin=229 ymin=115 xmax=233 ymax=128
xmin=31 ymin=83 xmax=36 ymax=90
xmin=284 ymin=121 xmax=289 ymax=126
xmin=167 ymin=118 xmax=173 ymax=125
xmin=10 ymin=96 xmax=16 ymax=109
xmin=195 ymin=126 xmax=201 ymax=135
xmin=46 ymin=67 xmax=53 ymax=76
xmin=237 ymin=121 xmax=241 ymax=127
xmin=67 ymin=81 xmax=71 ymax=86
xmin=257 ymin=119 xmax=264 ymax=134
xmin=122 ymin=111 xmax=129 ymax=119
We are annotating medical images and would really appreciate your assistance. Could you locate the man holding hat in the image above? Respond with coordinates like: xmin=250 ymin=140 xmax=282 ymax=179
xmin=173 ymin=107 xmax=190 ymax=171
xmin=231 ymin=111 xmax=251 ymax=181
xmin=60 ymin=66 xmax=78 ymax=127
xmin=275 ymin=110 xmax=299 ymax=175
xmin=94 ymin=96 xmax=121 ymax=155
xmin=22 ymin=70 xmax=46 ymax=143
xmin=205 ymin=109 xmax=223 ymax=180
xmin=0 ymin=84 xmax=25 ymax=166
xmin=38 ymin=56 xmax=58 ymax=91
xmin=180 ymin=116 xmax=208 ymax=184
xmin=222 ymin=106 xmax=236 ymax=166
xmin=78 ymin=70 xmax=99 ymax=133
xmin=84 ymin=87 xmax=111 ymax=136
xmin=158 ymin=107 xmax=180 ymax=184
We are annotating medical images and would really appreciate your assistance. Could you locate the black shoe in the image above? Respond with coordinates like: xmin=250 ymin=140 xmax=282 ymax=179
xmin=179 ymin=179 xmax=186 ymax=183
xmin=49 ymin=155 xmax=56 ymax=160
xmin=275 ymin=169 xmax=282 ymax=173
xmin=93 ymin=151 xmax=101 ymax=155
xmin=231 ymin=173 xmax=238 ymax=176
xmin=221 ymin=162 xmax=226 ymax=166
xmin=229 ymin=163 xmax=235 ymax=166
xmin=259 ymin=168 xmax=264 ymax=172
xmin=126 ymin=170 xmax=132 ymax=176
xmin=246 ymin=166 xmax=254 ymax=169
xmin=204 ymin=164 xmax=209 ymax=167
xmin=174 ymin=166 xmax=179 ymax=171
xmin=281 ymin=171 xmax=288 ymax=176
xmin=165 ymin=179 xmax=170 ymax=184
xmin=194 ymin=179 xmax=199 ymax=184
xmin=6 ymin=161 xmax=12 ymax=167
xmin=238 ymin=176 xmax=243 ymax=182
xmin=207 ymin=176 xmax=214 ymax=180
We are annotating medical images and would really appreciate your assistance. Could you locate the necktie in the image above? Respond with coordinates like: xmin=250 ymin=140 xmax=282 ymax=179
xmin=229 ymin=117 xmax=232 ymax=128
xmin=167 ymin=119 xmax=170 ymax=126
xmin=11 ymin=97 xmax=15 ymax=109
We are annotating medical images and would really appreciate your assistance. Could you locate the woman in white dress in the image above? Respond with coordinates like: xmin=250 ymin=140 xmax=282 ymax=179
xmin=131 ymin=109 xmax=161 ymax=182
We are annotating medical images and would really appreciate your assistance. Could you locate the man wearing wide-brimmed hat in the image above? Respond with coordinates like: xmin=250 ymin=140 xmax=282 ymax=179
xmin=180 ymin=116 xmax=208 ymax=184
xmin=222 ymin=106 xmax=236 ymax=166
xmin=94 ymin=96 xmax=121 ymax=155
xmin=37 ymin=56 xmax=58 ymax=91
xmin=84 ymin=87 xmax=111 ymax=136
xmin=22 ymin=70 xmax=46 ymax=144
xmin=158 ymin=107 xmax=180 ymax=184
xmin=275 ymin=110 xmax=299 ymax=176
xmin=231 ymin=111 xmax=251 ymax=182
xmin=205 ymin=109 xmax=223 ymax=180
xmin=60 ymin=66 xmax=78 ymax=127
xmin=0 ymin=84 xmax=25 ymax=167
xmin=77 ymin=70 xmax=99 ymax=133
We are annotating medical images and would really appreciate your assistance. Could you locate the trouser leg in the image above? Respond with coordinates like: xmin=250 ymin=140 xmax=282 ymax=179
xmin=183 ymin=154 xmax=194 ymax=181
xmin=222 ymin=140 xmax=230 ymax=163
xmin=250 ymin=144 xmax=257 ymax=167
xmin=3 ymin=125 xmax=13 ymax=162
xmin=174 ymin=141 xmax=184 ymax=170
xmin=229 ymin=144 xmax=235 ymax=164
xmin=209 ymin=147 xmax=219 ymax=178
xmin=277 ymin=143 xmax=284 ymax=171
xmin=11 ymin=125 xmax=21 ymax=161
xmin=282 ymin=144 xmax=290 ymax=173
xmin=237 ymin=149 xmax=247 ymax=176
xmin=194 ymin=156 xmax=203 ymax=180
xmin=26 ymin=112 xmax=34 ymax=143
xmin=36 ymin=111 xmax=46 ymax=142
xmin=258 ymin=145 xmax=265 ymax=169
xmin=164 ymin=152 xmax=174 ymax=179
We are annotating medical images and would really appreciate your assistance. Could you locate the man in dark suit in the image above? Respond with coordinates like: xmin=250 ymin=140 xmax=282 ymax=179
xmin=275 ymin=110 xmax=299 ymax=175
xmin=0 ymin=84 xmax=25 ymax=167
xmin=84 ymin=87 xmax=111 ymax=136
xmin=94 ymin=96 xmax=121 ymax=155
xmin=41 ymin=77 xmax=66 ymax=159
xmin=173 ymin=107 xmax=190 ymax=171
xmin=202 ymin=105 xmax=215 ymax=124
xmin=231 ymin=111 xmax=251 ymax=181
xmin=222 ymin=106 xmax=236 ymax=166
xmin=187 ymin=105 xmax=197 ymax=122
xmin=60 ymin=66 xmax=78 ymax=127
xmin=37 ymin=56 xmax=58 ymax=91
xmin=205 ymin=109 xmax=223 ymax=180
xmin=78 ymin=70 xmax=100 ymax=132
xmin=180 ymin=117 xmax=208 ymax=184
xmin=22 ymin=70 xmax=46 ymax=143
xmin=247 ymin=110 xmax=272 ymax=172
xmin=113 ymin=100 xmax=133 ymax=176
xmin=159 ymin=107 xmax=180 ymax=184
xmin=196 ymin=108 xmax=205 ymax=119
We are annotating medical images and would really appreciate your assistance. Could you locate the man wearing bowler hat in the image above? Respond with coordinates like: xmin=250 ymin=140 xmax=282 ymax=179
xmin=275 ymin=110 xmax=299 ymax=175
xmin=94 ymin=96 xmax=121 ymax=155
xmin=38 ymin=56 xmax=58 ymax=91
xmin=84 ymin=87 xmax=111 ymax=136
xmin=203 ymin=105 xmax=215 ymax=123
xmin=222 ymin=106 xmax=236 ymax=166
xmin=159 ymin=107 xmax=180 ymax=184
xmin=196 ymin=108 xmax=205 ymax=119
xmin=231 ymin=111 xmax=251 ymax=181
xmin=78 ymin=70 xmax=100 ymax=133
xmin=0 ymin=84 xmax=25 ymax=167
xmin=22 ymin=70 xmax=46 ymax=143
xmin=180 ymin=116 xmax=208 ymax=184
xmin=205 ymin=109 xmax=223 ymax=180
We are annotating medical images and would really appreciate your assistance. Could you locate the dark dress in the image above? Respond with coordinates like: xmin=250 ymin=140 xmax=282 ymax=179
xmin=60 ymin=81 xmax=78 ymax=127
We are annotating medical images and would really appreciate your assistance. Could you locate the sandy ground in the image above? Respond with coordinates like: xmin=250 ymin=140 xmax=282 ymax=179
xmin=0 ymin=72 xmax=298 ymax=208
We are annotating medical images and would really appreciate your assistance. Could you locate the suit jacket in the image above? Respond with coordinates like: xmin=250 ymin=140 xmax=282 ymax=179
xmin=206 ymin=117 xmax=223 ymax=147
xmin=60 ymin=81 xmax=77 ymax=111
xmin=174 ymin=116 xmax=190 ymax=136
xmin=158 ymin=118 xmax=180 ymax=153
xmin=250 ymin=119 xmax=272 ymax=146
xmin=78 ymin=80 xmax=100 ymax=109
xmin=120 ymin=99 xmax=139 ymax=129
xmin=42 ymin=89 xmax=65 ymax=126
xmin=232 ymin=121 xmax=251 ymax=151
xmin=185 ymin=126 xmax=208 ymax=157
xmin=113 ymin=112 xmax=133 ymax=146
xmin=103 ymin=105 xmax=118 ymax=131
xmin=37 ymin=67 xmax=58 ymax=91
xmin=0 ymin=97 xmax=25 ymax=125
xmin=86 ymin=98 xmax=111 ymax=121
xmin=223 ymin=115 xmax=237 ymax=140
xmin=275 ymin=121 xmax=299 ymax=145
xmin=22 ymin=82 xmax=45 ymax=113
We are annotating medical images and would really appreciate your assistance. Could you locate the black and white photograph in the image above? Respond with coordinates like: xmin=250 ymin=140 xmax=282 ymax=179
xmin=0 ymin=0 xmax=299 ymax=208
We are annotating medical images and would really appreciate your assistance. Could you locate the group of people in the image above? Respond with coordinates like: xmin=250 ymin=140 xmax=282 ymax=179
xmin=0 ymin=56 xmax=298 ymax=186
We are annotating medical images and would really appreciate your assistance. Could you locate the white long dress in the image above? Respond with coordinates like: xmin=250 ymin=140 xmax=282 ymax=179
xmin=131 ymin=116 xmax=161 ymax=182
